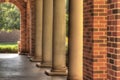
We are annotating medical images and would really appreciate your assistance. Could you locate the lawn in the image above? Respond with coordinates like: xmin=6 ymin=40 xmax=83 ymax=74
xmin=0 ymin=42 xmax=18 ymax=53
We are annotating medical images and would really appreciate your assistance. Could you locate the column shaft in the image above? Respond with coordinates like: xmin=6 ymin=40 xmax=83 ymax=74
xmin=30 ymin=0 xmax=43 ymax=62
xmin=45 ymin=0 xmax=67 ymax=76
xmin=37 ymin=0 xmax=53 ymax=68
xmin=67 ymin=0 xmax=83 ymax=80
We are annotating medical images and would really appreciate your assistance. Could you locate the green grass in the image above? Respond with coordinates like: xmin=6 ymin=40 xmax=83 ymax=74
xmin=0 ymin=42 xmax=18 ymax=53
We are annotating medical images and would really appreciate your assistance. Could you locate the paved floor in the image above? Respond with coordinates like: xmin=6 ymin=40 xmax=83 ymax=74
xmin=0 ymin=54 xmax=66 ymax=80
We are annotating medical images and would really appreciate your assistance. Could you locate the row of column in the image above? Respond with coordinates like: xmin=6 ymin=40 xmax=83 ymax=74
xmin=30 ymin=0 xmax=83 ymax=80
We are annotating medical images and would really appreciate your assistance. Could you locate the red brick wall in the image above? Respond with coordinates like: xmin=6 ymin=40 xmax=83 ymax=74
xmin=107 ymin=0 xmax=120 ymax=79
xmin=83 ymin=0 xmax=94 ymax=79
xmin=25 ymin=0 xmax=35 ymax=56
xmin=0 ymin=30 xmax=20 ymax=42
xmin=19 ymin=1 xmax=27 ymax=53
xmin=83 ymin=0 xmax=107 ymax=79
xmin=29 ymin=0 xmax=36 ymax=56
xmin=26 ymin=0 xmax=31 ymax=54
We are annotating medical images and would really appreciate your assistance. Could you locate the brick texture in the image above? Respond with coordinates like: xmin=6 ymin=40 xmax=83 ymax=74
xmin=0 ymin=30 xmax=20 ymax=42
xmin=107 ymin=0 xmax=120 ymax=80
xmin=26 ymin=0 xmax=36 ymax=56
xmin=83 ymin=0 xmax=107 ymax=80
xmin=26 ymin=0 xmax=31 ymax=54
xmin=29 ymin=0 xmax=36 ymax=56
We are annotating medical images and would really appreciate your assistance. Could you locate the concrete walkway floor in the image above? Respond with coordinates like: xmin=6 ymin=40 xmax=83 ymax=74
xmin=0 ymin=54 xmax=66 ymax=80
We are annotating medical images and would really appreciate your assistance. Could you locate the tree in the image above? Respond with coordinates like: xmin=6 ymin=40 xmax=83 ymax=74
xmin=0 ymin=3 xmax=20 ymax=31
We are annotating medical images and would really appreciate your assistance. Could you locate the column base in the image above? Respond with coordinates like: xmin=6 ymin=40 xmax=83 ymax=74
xmin=29 ymin=57 xmax=42 ymax=62
xmin=45 ymin=70 xmax=67 ymax=76
xmin=36 ymin=63 xmax=52 ymax=68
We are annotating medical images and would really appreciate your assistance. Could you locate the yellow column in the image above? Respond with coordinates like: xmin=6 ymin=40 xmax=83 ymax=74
xmin=36 ymin=0 xmax=53 ymax=68
xmin=30 ymin=0 xmax=43 ymax=62
xmin=67 ymin=0 xmax=83 ymax=80
xmin=45 ymin=0 xmax=67 ymax=76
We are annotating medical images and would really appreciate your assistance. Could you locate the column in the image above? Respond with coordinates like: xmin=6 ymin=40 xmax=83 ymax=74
xmin=36 ymin=0 xmax=53 ymax=68
xmin=67 ymin=0 xmax=83 ymax=80
xmin=30 ymin=0 xmax=43 ymax=62
xmin=45 ymin=0 xmax=67 ymax=76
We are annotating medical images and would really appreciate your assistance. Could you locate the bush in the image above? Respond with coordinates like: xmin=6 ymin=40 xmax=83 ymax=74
xmin=0 ymin=42 xmax=18 ymax=53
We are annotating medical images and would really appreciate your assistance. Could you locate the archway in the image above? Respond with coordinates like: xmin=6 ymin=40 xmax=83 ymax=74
xmin=0 ymin=2 xmax=20 ymax=53
xmin=0 ymin=0 xmax=28 ymax=54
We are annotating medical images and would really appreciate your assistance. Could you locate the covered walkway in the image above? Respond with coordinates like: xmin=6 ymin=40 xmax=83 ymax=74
xmin=0 ymin=0 xmax=118 ymax=79
xmin=0 ymin=54 xmax=66 ymax=80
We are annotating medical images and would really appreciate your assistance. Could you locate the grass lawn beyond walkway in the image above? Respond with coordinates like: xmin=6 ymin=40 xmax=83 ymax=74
xmin=0 ymin=42 xmax=18 ymax=53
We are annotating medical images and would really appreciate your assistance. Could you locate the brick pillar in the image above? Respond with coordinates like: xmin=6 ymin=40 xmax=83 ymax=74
xmin=20 ymin=7 xmax=27 ymax=54
xmin=83 ymin=0 xmax=107 ymax=79
xmin=107 ymin=0 xmax=120 ymax=79
xmin=29 ymin=0 xmax=35 ymax=57
xmin=26 ymin=0 xmax=31 ymax=56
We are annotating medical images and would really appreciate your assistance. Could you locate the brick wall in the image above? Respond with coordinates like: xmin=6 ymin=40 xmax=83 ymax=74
xmin=0 ymin=30 xmax=20 ymax=42
xmin=25 ymin=0 xmax=35 ymax=56
xmin=83 ymin=0 xmax=94 ymax=79
xmin=26 ymin=0 xmax=31 ymax=54
xmin=29 ymin=0 xmax=36 ymax=56
xmin=83 ymin=0 xmax=107 ymax=79
xmin=107 ymin=0 xmax=120 ymax=79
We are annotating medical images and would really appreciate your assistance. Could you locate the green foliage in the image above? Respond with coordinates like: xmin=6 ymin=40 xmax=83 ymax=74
xmin=66 ymin=0 xmax=69 ymax=13
xmin=0 ymin=3 xmax=20 ymax=31
xmin=66 ymin=0 xmax=69 ymax=36
xmin=0 ymin=42 xmax=18 ymax=53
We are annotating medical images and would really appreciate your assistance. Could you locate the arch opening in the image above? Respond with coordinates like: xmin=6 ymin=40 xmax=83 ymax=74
xmin=0 ymin=2 xmax=20 ymax=54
